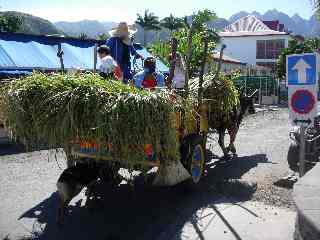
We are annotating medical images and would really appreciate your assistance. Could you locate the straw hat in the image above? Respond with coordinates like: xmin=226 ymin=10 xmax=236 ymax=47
xmin=109 ymin=22 xmax=137 ymax=45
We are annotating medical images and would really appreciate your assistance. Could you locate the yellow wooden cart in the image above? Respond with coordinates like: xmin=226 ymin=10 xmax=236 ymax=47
xmin=70 ymin=101 xmax=209 ymax=186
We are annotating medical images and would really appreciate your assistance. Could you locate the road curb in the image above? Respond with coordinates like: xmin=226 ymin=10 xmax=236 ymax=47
xmin=293 ymin=163 xmax=320 ymax=240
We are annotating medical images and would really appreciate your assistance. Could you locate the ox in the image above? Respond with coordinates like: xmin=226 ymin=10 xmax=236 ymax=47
xmin=209 ymin=90 xmax=257 ymax=157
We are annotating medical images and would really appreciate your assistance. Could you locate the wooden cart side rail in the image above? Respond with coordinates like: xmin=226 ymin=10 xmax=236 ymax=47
xmin=71 ymin=146 xmax=161 ymax=167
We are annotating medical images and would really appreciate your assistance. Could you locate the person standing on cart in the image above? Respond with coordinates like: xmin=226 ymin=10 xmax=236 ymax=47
xmin=167 ymin=53 xmax=186 ymax=90
xmin=107 ymin=22 xmax=143 ymax=83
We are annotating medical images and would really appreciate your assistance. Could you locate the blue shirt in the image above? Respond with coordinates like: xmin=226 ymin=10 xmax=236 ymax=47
xmin=106 ymin=37 xmax=138 ymax=67
xmin=133 ymin=70 xmax=165 ymax=88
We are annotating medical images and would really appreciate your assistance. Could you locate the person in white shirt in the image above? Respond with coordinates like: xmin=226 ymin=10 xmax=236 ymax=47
xmin=97 ymin=45 xmax=117 ymax=79
xmin=167 ymin=53 xmax=186 ymax=89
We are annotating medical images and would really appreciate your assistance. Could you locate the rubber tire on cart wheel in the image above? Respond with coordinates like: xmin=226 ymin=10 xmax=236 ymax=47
xmin=180 ymin=134 xmax=206 ymax=186
xmin=99 ymin=162 xmax=122 ymax=186
xmin=287 ymin=142 xmax=299 ymax=172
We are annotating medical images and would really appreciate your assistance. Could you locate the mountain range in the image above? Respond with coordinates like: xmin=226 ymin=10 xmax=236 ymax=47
xmin=53 ymin=9 xmax=320 ymax=43
xmin=226 ymin=9 xmax=320 ymax=37
xmin=0 ymin=11 xmax=62 ymax=35
xmin=55 ymin=20 xmax=118 ymax=38
xmin=0 ymin=9 xmax=319 ymax=41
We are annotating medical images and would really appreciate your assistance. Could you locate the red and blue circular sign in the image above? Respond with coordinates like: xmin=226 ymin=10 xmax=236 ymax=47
xmin=291 ymin=89 xmax=316 ymax=114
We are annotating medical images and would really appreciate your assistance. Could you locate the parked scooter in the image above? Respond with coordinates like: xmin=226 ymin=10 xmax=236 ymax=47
xmin=287 ymin=115 xmax=320 ymax=172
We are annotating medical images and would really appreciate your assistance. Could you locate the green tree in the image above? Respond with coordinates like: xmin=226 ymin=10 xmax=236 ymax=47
xmin=0 ymin=15 xmax=23 ymax=32
xmin=150 ymin=9 xmax=219 ymax=77
xmin=160 ymin=14 xmax=184 ymax=34
xmin=277 ymin=38 xmax=320 ymax=79
xmin=150 ymin=28 xmax=219 ymax=77
xmin=192 ymin=9 xmax=217 ymax=30
xmin=135 ymin=10 xmax=161 ymax=46
xmin=312 ymin=0 xmax=320 ymax=17
xmin=97 ymin=33 xmax=110 ymax=40
xmin=183 ymin=9 xmax=217 ymax=31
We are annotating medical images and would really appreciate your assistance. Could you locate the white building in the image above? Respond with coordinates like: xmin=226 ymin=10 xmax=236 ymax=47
xmin=217 ymin=15 xmax=291 ymax=71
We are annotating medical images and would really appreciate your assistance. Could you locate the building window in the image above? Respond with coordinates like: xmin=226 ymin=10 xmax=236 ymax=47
xmin=256 ymin=62 xmax=276 ymax=72
xmin=256 ymin=39 xmax=285 ymax=59
xmin=257 ymin=40 xmax=265 ymax=59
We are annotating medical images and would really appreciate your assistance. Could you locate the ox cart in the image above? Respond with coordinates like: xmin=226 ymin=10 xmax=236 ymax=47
xmin=69 ymin=100 xmax=210 ymax=186
xmin=0 ymin=37 xmax=242 ymax=188
xmin=67 ymin=41 xmax=228 ymax=187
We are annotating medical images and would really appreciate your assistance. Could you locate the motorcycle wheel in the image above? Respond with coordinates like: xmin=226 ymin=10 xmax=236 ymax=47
xmin=287 ymin=142 xmax=299 ymax=172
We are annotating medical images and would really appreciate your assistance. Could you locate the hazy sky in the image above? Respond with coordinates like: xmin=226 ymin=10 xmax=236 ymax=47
xmin=1 ymin=0 xmax=316 ymax=23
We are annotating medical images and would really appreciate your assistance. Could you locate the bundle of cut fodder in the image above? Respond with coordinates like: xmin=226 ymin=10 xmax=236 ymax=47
xmin=0 ymin=72 xmax=185 ymax=165
xmin=189 ymin=71 xmax=240 ymax=125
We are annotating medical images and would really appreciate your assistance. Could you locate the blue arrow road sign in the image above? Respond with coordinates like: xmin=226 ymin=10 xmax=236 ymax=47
xmin=287 ymin=53 xmax=317 ymax=85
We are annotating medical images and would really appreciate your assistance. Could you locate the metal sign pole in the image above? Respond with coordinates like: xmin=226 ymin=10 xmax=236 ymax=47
xmin=259 ymin=77 xmax=262 ymax=105
xmin=265 ymin=77 xmax=268 ymax=97
xmin=299 ymin=125 xmax=306 ymax=177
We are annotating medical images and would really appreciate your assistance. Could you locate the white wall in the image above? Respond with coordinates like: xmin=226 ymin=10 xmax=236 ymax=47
xmin=217 ymin=35 xmax=291 ymax=65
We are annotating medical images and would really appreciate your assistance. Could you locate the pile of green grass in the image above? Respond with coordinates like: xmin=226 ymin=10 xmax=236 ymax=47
xmin=0 ymin=72 xmax=182 ymax=165
xmin=189 ymin=71 xmax=240 ymax=123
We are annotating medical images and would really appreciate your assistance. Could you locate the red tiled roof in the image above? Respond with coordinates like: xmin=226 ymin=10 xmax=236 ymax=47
xmin=263 ymin=20 xmax=280 ymax=31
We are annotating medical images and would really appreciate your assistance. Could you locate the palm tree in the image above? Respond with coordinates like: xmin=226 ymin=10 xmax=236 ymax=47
xmin=135 ymin=10 xmax=161 ymax=46
xmin=97 ymin=33 xmax=110 ymax=40
xmin=313 ymin=0 xmax=320 ymax=16
xmin=160 ymin=14 xmax=184 ymax=34
xmin=78 ymin=33 xmax=88 ymax=40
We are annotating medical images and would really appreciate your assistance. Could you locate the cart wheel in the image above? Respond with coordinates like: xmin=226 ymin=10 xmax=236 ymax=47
xmin=100 ymin=162 xmax=122 ymax=186
xmin=189 ymin=144 xmax=205 ymax=183
xmin=180 ymin=134 xmax=206 ymax=184
xmin=65 ymin=153 xmax=77 ymax=167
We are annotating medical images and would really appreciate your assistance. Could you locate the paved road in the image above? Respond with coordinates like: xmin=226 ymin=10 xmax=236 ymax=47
xmin=209 ymin=107 xmax=295 ymax=209
xmin=0 ymin=108 xmax=296 ymax=240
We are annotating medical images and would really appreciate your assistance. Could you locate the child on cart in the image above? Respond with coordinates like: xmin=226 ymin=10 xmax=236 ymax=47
xmin=133 ymin=57 xmax=165 ymax=89
xmin=97 ymin=45 xmax=117 ymax=79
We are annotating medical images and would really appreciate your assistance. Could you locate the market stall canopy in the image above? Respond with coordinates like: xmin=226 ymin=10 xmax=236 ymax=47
xmin=0 ymin=32 xmax=101 ymax=70
xmin=131 ymin=44 xmax=169 ymax=74
xmin=0 ymin=32 xmax=169 ymax=73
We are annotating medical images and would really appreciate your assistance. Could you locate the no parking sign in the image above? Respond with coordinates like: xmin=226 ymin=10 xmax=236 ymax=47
xmin=287 ymin=53 xmax=319 ymax=126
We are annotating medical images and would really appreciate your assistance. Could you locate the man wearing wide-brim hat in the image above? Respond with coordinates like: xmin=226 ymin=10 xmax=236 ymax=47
xmin=107 ymin=22 xmax=143 ymax=83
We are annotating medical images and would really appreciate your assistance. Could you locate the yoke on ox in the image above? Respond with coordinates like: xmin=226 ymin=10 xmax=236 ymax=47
xmin=210 ymin=90 xmax=257 ymax=157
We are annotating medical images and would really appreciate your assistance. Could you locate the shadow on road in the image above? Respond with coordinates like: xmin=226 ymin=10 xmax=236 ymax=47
xmin=17 ymin=153 xmax=269 ymax=240
xmin=0 ymin=143 xmax=26 ymax=156
xmin=160 ymin=153 xmax=269 ymax=240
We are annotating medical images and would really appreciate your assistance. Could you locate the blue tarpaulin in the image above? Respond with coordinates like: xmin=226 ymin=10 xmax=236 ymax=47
xmin=0 ymin=32 xmax=169 ymax=74
xmin=0 ymin=70 xmax=32 ymax=78
xmin=131 ymin=47 xmax=169 ymax=74
xmin=0 ymin=32 xmax=100 ymax=48
xmin=0 ymin=32 xmax=98 ymax=70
